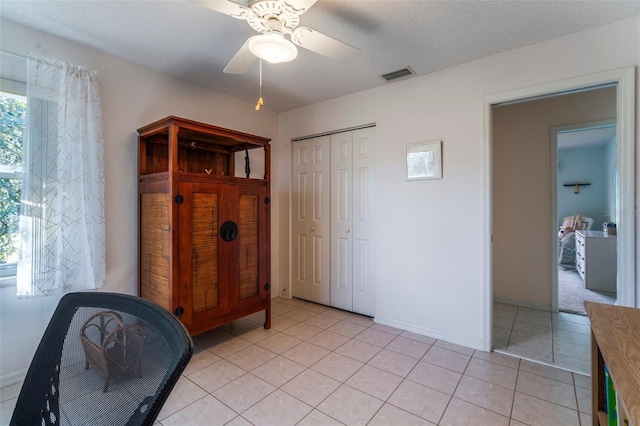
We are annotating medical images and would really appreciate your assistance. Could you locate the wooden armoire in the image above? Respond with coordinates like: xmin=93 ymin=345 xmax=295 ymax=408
xmin=136 ymin=116 xmax=271 ymax=336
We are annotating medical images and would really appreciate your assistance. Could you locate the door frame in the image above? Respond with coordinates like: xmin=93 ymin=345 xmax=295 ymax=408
xmin=482 ymin=67 xmax=635 ymax=352
xmin=551 ymin=118 xmax=617 ymax=312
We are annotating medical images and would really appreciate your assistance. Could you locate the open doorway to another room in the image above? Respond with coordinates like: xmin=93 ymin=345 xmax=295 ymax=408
xmin=489 ymin=77 xmax=634 ymax=374
xmin=555 ymin=121 xmax=617 ymax=316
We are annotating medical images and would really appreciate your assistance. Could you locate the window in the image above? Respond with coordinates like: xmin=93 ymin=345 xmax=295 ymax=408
xmin=0 ymin=54 xmax=105 ymax=295
xmin=0 ymin=90 xmax=26 ymax=282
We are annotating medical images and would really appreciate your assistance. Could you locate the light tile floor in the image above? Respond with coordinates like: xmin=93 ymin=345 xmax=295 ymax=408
xmin=1 ymin=297 xmax=592 ymax=426
xmin=493 ymin=302 xmax=592 ymax=375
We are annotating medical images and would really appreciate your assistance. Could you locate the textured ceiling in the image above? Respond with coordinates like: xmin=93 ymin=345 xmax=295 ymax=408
xmin=2 ymin=1 xmax=640 ymax=112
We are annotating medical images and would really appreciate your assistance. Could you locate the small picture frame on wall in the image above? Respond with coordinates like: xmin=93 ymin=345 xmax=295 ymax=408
xmin=406 ymin=140 xmax=442 ymax=180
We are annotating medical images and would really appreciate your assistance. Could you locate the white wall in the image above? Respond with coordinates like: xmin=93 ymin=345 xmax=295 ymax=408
xmin=277 ymin=17 xmax=639 ymax=350
xmin=0 ymin=19 xmax=278 ymax=384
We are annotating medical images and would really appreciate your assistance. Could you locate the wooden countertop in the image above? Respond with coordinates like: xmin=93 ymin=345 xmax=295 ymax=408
xmin=585 ymin=301 xmax=640 ymax=425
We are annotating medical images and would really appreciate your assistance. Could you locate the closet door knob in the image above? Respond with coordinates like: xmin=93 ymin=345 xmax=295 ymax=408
xmin=346 ymin=227 xmax=351 ymax=233
xmin=311 ymin=226 xmax=315 ymax=231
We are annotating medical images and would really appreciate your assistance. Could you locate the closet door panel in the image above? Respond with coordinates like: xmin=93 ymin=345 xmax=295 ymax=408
xmin=331 ymin=131 xmax=353 ymax=311
xmin=352 ymin=127 xmax=376 ymax=316
xmin=292 ymin=136 xmax=330 ymax=304
xmin=309 ymin=138 xmax=331 ymax=303
xmin=292 ymin=140 xmax=311 ymax=300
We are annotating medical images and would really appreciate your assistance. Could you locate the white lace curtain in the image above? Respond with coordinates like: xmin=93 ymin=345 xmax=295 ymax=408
xmin=17 ymin=55 xmax=105 ymax=297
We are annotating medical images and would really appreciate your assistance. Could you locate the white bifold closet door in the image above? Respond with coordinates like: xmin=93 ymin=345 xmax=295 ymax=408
xmin=292 ymin=135 xmax=331 ymax=305
xmin=292 ymin=126 xmax=375 ymax=316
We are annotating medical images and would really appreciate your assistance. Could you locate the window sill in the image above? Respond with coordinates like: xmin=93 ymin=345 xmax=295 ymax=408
xmin=0 ymin=276 xmax=16 ymax=288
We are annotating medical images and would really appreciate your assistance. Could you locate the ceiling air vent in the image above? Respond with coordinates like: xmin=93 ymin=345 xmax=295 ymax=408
xmin=380 ymin=67 xmax=415 ymax=82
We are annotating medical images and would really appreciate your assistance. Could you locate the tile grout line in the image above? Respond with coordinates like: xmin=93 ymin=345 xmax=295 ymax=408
xmin=5 ymin=298 xmax=593 ymax=426
xmin=235 ymin=308 xmax=423 ymax=424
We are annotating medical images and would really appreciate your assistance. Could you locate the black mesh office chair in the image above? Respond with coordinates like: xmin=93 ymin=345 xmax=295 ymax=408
xmin=10 ymin=292 xmax=193 ymax=426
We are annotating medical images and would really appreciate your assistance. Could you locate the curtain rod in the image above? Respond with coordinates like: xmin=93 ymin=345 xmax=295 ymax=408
xmin=291 ymin=123 xmax=376 ymax=142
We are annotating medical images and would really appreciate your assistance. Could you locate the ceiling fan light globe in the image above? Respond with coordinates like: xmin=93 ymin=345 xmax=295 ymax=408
xmin=248 ymin=34 xmax=298 ymax=64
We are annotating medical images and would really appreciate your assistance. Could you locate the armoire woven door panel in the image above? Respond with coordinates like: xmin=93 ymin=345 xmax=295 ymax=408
xmin=238 ymin=194 xmax=259 ymax=300
xmin=178 ymin=182 xmax=230 ymax=326
xmin=190 ymin=192 xmax=220 ymax=312
xmin=139 ymin=192 xmax=171 ymax=310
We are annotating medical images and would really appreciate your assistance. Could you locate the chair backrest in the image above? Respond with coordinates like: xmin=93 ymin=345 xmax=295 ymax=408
xmin=561 ymin=214 xmax=594 ymax=231
xmin=10 ymin=292 xmax=193 ymax=426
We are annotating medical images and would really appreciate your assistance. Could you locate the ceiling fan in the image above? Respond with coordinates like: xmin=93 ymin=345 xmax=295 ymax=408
xmin=193 ymin=0 xmax=360 ymax=74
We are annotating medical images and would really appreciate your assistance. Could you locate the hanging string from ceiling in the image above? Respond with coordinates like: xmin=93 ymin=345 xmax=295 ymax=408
xmin=255 ymin=59 xmax=264 ymax=111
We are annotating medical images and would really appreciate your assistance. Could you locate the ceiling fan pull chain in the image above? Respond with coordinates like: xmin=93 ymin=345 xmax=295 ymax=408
xmin=256 ymin=59 xmax=264 ymax=111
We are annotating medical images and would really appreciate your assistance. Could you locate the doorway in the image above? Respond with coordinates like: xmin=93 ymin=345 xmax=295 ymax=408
xmin=554 ymin=120 xmax=618 ymax=315
xmin=483 ymin=68 xmax=635 ymax=371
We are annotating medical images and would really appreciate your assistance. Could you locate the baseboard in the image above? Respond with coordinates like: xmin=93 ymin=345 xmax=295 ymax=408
xmin=0 ymin=368 xmax=27 ymax=388
xmin=374 ymin=315 xmax=485 ymax=351
xmin=493 ymin=297 xmax=551 ymax=312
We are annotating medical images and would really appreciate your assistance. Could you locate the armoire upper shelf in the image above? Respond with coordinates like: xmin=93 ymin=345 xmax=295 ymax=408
xmin=137 ymin=115 xmax=270 ymax=180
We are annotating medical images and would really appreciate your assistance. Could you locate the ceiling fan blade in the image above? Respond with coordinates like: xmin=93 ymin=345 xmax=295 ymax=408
xmin=284 ymin=0 xmax=318 ymax=14
xmin=190 ymin=0 xmax=252 ymax=19
xmin=292 ymin=27 xmax=360 ymax=63
xmin=223 ymin=40 xmax=256 ymax=74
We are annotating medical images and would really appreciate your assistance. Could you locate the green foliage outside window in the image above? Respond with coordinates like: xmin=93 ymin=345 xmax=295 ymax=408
xmin=0 ymin=94 xmax=25 ymax=264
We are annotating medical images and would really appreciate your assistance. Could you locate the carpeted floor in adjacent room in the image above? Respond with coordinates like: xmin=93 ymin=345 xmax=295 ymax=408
xmin=558 ymin=268 xmax=616 ymax=314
